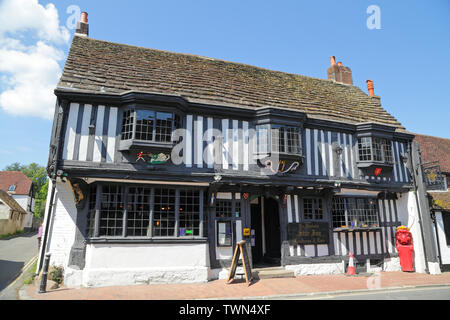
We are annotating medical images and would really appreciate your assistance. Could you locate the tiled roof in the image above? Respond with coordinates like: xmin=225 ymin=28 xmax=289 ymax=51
xmin=0 ymin=171 xmax=32 ymax=195
xmin=57 ymin=36 xmax=405 ymax=129
xmin=429 ymin=192 xmax=450 ymax=211
xmin=414 ymin=134 xmax=450 ymax=173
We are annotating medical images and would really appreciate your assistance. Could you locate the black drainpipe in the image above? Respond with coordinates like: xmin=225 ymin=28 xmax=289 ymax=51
xmin=408 ymin=141 xmax=430 ymax=274
xmin=37 ymin=98 xmax=67 ymax=274
xmin=431 ymin=211 xmax=443 ymax=268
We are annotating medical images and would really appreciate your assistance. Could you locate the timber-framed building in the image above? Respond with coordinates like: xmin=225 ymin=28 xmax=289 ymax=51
xmin=38 ymin=15 xmax=441 ymax=287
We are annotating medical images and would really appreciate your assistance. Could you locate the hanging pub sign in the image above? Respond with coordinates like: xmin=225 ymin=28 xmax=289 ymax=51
xmin=288 ymin=222 xmax=330 ymax=245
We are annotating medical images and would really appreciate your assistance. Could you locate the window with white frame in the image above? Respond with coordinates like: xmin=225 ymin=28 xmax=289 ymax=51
xmin=331 ymin=197 xmax=379 ymax=229
xmin=357 ymin=137 xmax=393 ymax=164
xmin=120 ymin=108 xmax=181 ymax=144
xmin=256 ymin=125 xmax=302 ymax=156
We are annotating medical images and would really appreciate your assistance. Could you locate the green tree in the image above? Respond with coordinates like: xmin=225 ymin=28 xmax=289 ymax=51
xmin=4 ymin=162 xmax=24 ymax=172
xmin=34 ymin=179 xmax=49 ymax=218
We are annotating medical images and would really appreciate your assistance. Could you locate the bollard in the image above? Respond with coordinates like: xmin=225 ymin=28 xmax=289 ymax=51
xmin=38 ymin=253 xmax=51 ymax=294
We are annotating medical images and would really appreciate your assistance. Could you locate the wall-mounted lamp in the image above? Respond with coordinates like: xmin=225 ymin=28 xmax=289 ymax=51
xmin=214 ymin=174 xmax=222 ymax=183
xmin=335 ymin=146 xmax=343 ymax=156
xmin=400 ymin=154 xmax=408 ymax=164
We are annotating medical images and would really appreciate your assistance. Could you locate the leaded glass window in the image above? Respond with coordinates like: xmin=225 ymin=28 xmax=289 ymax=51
xmin=179 ymin=190 xmax=200 ymax=236
xmin=127 ymin=187 xmax=151 ymax=237
xmin=303 ymin=198 xmax=324 ymax=220
xmin=358 ymin=137 xmax=394 ymax=164
xmin=153 ymin=188 xmax=176 ymax=237
xmin=331 ymin=197 xmax=379 ymax=228
xmin=99 ymin=185 xmax=124 ymax=237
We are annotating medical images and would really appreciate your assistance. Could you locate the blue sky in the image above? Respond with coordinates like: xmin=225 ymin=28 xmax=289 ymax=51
xmin=0 ymin=0 xmax=449 ymax=169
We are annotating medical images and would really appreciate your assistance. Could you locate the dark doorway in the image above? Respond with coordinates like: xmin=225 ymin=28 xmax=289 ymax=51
xmin=251 ymin=197 xmax=281 ymax=267
xmin=251 ymin=200 xmax=263 ymax=264
xmin=263 ymin=197 xmax=281 ymax=264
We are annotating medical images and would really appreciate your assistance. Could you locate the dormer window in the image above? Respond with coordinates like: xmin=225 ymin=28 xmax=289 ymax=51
xmin=357 ymin=137 xmax=393 ymax=164
xmin=119 ymin=107 xmax=181 ymax=151
xmin=8 ymin=185 xmax=16 ymax=192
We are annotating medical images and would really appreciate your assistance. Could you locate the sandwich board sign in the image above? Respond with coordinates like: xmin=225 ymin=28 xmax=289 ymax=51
xmin=226 ymin=240 xmax=253 ymax=285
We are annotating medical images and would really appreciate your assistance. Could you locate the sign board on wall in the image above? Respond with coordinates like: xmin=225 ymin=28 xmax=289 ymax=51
xmin=287 ymin=222 xmax=330 ymax=245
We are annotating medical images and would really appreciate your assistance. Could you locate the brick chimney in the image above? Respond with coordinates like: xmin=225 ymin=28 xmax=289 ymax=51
xmin=75 ymin=12 xmax=89 ymax=37
xmin=327 ymin=56 xmax=353 ymax=85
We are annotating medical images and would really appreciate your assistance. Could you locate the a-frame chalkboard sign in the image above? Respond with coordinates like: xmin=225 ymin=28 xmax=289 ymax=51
xmin=226 ymin=240 xmax=253 ymax=285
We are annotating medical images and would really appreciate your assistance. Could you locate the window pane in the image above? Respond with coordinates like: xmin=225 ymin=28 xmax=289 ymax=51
xmin=99 ymin=185 xmax=124 ymax=237
xmin=315 ymin=199 xmax=323 ymax=220
xmin=216 ymin=200 xmax=233 ymax=218
xmin=217 ymin=221 xmax=232 ymax=246
xmin=256 ymin=125 xmax=269 ymax=154
xmin=372 ymin=138 xmax=383 ymax=162
xmin=155 ymin=112 xmax=173 ymax=142
xmin=127 ymin=187 xmax=151 ymax=237
xmin=121 ymin=110 xmax=134 ymax=140
xmin=153 ymin=188 xmax=176 ymax=236
xmin=331 ymin=197 xmax=346 ymax=228
xmin=358 ymin=137 xmax=372 ymax=161
xmin=287 ymin=128 xmax=300 ymax=154
xmin=303 ymin=199 xmax=313 ymax=220
xmin=179 ymin=190 xmax=200 ymax=236
xmin=271 ymin=127 xmax=281 ymax=153
xmin=382 ymin=140 xmax=393 ymax=164
xmin=135 ymin=110 xmax=155 ymax=141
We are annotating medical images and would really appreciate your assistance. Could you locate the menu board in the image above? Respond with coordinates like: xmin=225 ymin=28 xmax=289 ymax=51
xmin=288 ymin=222 xmax=330 ymax=245
xmin=227 ymin=240 xmax=253 ymax=285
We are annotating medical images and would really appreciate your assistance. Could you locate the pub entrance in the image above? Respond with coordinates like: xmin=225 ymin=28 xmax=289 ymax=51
xmin=251 ymin=196 xmax=281 ymax=267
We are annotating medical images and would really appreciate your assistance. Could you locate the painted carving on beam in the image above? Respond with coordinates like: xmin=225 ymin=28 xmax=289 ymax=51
xmin=136 ymin=152 xmax=171 ymax=165
xmin=264 ymin=160 xmax=299 ymax=175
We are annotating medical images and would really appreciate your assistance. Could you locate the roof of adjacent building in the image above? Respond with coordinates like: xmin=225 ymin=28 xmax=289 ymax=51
xmin=0 ymin=171 xmax=33 ymax=195
xmin=414 ymin=134 xmax=450 ymax=173
xmin=429 ymin=192 xmax=450 ymax=211
xmin=0 ymin=190 xmax=27 ymax=215
xmin=57 ymin=35 xmax=405 ymax=130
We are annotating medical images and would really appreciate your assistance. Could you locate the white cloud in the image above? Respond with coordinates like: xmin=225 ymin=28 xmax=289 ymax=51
xmin=0 ymin=0 xmax=70 ymax=119
xmin=0 ymin=0 xmax=70 ymax=44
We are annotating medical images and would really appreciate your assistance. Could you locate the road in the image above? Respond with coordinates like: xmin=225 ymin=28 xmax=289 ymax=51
xmin=0 ymin=232 xmax=38 ymax=300
xmin=293 ymin=285 xmax=450 ymax=300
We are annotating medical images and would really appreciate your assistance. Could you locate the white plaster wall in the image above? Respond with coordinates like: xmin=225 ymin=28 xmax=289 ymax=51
xmin=77 ymin=243 xmax=210 ymax=288
xmin=0 ymin=202 xmax=10 ymax=219
xmin=396 ymin=192 xmax=427 ymax=273
xmin=12 ymin=195 xmax=28 ymax=211
xmin=435 ymin=212 xmax=450 ymax=265
xmin=46 ymin=181 xmax=78 ymax=268
xmin=12 ymin=195 xmax=33 ymax=228
xmin=285 ymin=262 xmax=346 ymax=276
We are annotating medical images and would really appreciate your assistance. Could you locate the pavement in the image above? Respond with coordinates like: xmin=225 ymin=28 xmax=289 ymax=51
xmin=0 ymin=232 xmax=38 ymax=300
xmin=20 ymin=271 xmax=450 ymax=300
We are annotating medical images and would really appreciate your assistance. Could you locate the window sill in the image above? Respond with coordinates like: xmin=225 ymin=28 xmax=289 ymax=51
xmin=86 ymin=237 xmax=208 ymax=244
xmin=119 ymin=139 xmax=175 ymax=151
xmin=333 ymin=227 xmax=381 ymax=232
xmin=356 ymin=162 xmax=394 ymax=169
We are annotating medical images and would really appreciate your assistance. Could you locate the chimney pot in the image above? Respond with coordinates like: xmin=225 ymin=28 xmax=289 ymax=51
xmin=81 ymin=12 xmax=88 ymax=23
xmin=330 ymin=56 xmax=336 ymax=66
xmin=367 ymin=80 xmax=375 ymax=96
xmin=337 ymin=62 xmax=343 ymax=66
